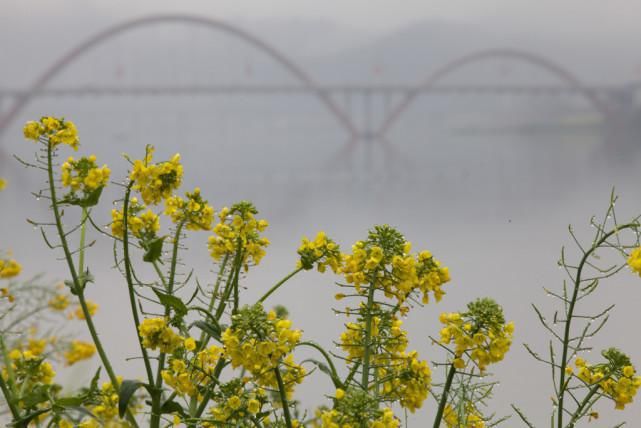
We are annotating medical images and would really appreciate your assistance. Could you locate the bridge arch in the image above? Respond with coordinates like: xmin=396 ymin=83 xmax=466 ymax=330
xmin=0 ymin=14 xmax=356 ymax=137
xmin=377 ymin=48 xmax=610 ymax=137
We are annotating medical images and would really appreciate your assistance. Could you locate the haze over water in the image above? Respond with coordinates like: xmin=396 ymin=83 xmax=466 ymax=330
xmin=2 ymin=2 xmax=641 ymax=424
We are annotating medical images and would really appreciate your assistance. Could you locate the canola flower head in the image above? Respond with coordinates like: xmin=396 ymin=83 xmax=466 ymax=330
xmin=23 ymin=116 xmax=79 ymax=150
xmin=376 ymin=350 xmax=432 ymax=412
xmin=574 ymin=348 xmax=641 ymax=410
xmin=340 ymin=314 xmax=408 ymax=362
xmin=443 ymin=404 xmax=486 ymax=428
xmin=5 ymin=350 xmax=57 ymax=388
xmin=439 ymin=298 xmax=514 ymax=372
xmin=208 ymin=201 xmax=270 ymax=269
xmin=222 ymin=303 xmax=304 ymax=395
xmin=71 ymin=300 xmax=99 ymax=320
xmin=627 ymin=247 xmax=641 ymax=276
xmin=111 ymin=197 xmax=160 ymax=240
xmin=162 ymin=344 xmax=224 ymax=397
xmin=138 ymin=317 xmax=184 ymax=354
xmin=0 ymin=257 xmax=22 ymax=279
xmin=84 ymin=376 xmax=138 ymax=425
xmin=129 ymin=145 xmax=183 ymax=205
xmin=341 ymin=224 xmax=450 ymax=305
xmin=204 ymin=378 xmax=267 ymax=425
xmin=60 ymin=155 xmax=110 ymax=204
xmin=0 ymin=177 xmax=6 ymax=191
xmin=48 ymin=293 xmax=70 ymax=311
xmin=320 ymin=388 xmax=399 ymax=428
xmin=164 ymin=187 xmax=214 ymax=231
xmin=64 ymin=339 xmax=97 ymax=365
xmin=297 ymin=231 xmax=342 ymax=273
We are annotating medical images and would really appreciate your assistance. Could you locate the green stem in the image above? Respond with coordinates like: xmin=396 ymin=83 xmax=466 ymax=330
xmin=432 ymin=363 xmax=456 ymax=428
xmin=214 ymin=244 xmax=243 ymax=321
xmin=361 ymin=284 xmax=376 ymax=390
xmin=197 ymin=254 xmax=229 ymax=348
xmin=557 ymin=224 xmax=636 ymax=428
xmin=258 ymin=267 xmax=304 ymax=303
xmin=296 ymin=341 xmax=342 ymax=388
xmin=194 ymin=359 xmax=226 ymax=418
xmin=122 ymin=184 xmax=155 ymax=385
xmin=0 ymin=335 xmax=16 ymax=394
xmin=78 ymin=207 xmax=87 ymax=274
xmin=232 ymin=239 xmax=243 ymax=314
xmin=152 ymin=221 xmax=185 ymax=428
xmin=187 ymin=255 xmax=232 ymax=416
xmin=152 ymin=260 xmax=168 ymax=289
xmin=0 ymin=350 xmax=20 ymax=421
xmin=274 ymin=366 xmax=293 ymax=428
xmin=565 ymin=383 xmax=601 ymax=428
xmin=46 ymin=144 xmax=116 ymax=382
xmin=46 ymin=143 xmax=139 ymax=428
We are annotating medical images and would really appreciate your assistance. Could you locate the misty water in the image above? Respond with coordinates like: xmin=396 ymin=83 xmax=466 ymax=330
xmin=2 ymin=91 xmax=640 ymax=425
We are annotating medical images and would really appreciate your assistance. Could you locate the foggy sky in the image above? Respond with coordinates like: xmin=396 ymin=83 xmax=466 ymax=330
xmin=2 ymin=1 xmax=641 ymax=427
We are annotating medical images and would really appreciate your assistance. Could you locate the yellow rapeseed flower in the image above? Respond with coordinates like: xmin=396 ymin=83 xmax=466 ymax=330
xmin=627 ymin=247 xmax=641 ymax=276
xmin=24 ymin=117 xmax=79 ymax=150
xmin=64 ymin=340 xmax=97 ymax=365
xmin=0 ymin=258 xmax=22 ymax=279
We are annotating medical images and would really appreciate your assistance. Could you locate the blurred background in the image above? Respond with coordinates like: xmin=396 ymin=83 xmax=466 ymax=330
xmin=1 ymin=1 xmax=641 ymax=425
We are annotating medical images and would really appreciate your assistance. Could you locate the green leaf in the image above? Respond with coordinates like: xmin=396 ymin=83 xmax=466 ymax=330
xmin=302 ymin=359 xmax=342 ymax=388
xmin=80 ymin=187 xmax=104 ymax=207
xmin=191 ymin=320 xmax=221 ymax=341
xmin=160 ymin=399 xmax=187 ymax=417
xmin=60 ymin=187 xmax=104 ymax=208
xmin=79 ymin=268 xmax=94 ymax=290
xmin=10 ymin=408 xmax=51 ymax=427
xmin=118 ymin=380 xmax=146 ymax=418
xmin=152 ymin=288 xmax=188 ymax=317
xmin=22 ymin=384 xmax=50 ymax=408
xmin=64 ymin=279 xmax=79 ymax=296
xmin=88 ymin=368 xmax=102 ymax=394
xmin=55 ymin=396 xmax=84 ymax=407
xmin=143 ymin=237 xmax=165 ymax=263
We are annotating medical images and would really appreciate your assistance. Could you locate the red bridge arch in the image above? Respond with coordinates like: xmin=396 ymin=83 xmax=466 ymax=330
xmin=0 ymin=14 xmax=357 ymax=138
xmin=376 ymin=48 xmax=611 ymax=138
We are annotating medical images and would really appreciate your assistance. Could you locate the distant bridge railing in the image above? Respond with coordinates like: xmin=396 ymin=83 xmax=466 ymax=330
xmin=1 ymin=14 xmax=639 ymax=142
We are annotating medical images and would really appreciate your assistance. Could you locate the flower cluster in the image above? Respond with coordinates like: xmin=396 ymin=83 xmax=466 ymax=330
xmin=48 ymin=292 xmax=70 ymax=311
xmin=130 ymin=146 xmax=183 ymax=205
xmin=341 ymin=225 xmax=450 ymax=305
xmin=320 ymin=388 xmax=399 ymax=428
xmin=64 ymin=340 xmax=96 ymax=365
xmin=574 ymin=349 xmax=641 ymax=410
xmin=339 ymin=315 xmax=408 ymax=363
xmin=0 ymin=178 xmax=6 ymax=191
xmin=162 ymin=344 xmax=224 ymax=397
xmin=70 ymin=300 xmax=99 ymax=320
xmin=88 ymin=378 xmax=137 ymax=426
xmin=377 ymin=351 xmax=432 ymax=412
xmin=439 ymin=298 xmax=514 ymax=372
xmin=297 ymin=231 xmax=342 ymax=273
xmin=222 ymin=304 xmax=304 ymax=397
xmin=111 ymin=197 xmax=160 ymax=240
xmin=204 ymin=379 xmax=267 ymax=426
xmin=3 ymin=349 xmax=56 ymax=387
xmin=208 ymin=201 xmax=270 ymax=269
xmin=443 ymin=404 xmax=486 ymax=428
xmin=0 ymin=257 xmax=21 ymax=279
xmin=627 ymin=247 xmax=641 ymax=277
xmin=165 ymin=187 xmax=214 ymax=231
xmin=138 ymin=317 xmax=184 ymax=354
xmin=61 ymin=155 xmax=111 ymax=197
xmin=23 ymin=116 xmax=79 ymax=150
